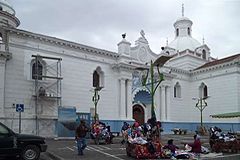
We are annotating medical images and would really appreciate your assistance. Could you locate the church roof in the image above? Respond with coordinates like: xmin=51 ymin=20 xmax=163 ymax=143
xmin=5 ymin=27 xmax=119 ymax=58
xmin=194 ymin=53 xmax=240 ymax=70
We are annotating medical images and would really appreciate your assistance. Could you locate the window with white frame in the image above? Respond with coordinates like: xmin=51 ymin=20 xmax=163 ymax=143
xmin=199 ymin=83 xmax=208 ymax=98
xmin=93 ymin=66 xmax=104 ymax=88
xmin=31 ymin=59 xmax=46 ymax=80
xmin=174 ymin=82 xmax=181 ymax=98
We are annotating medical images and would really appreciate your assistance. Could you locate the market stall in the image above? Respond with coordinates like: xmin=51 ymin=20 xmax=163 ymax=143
xmin=210 ymin=112 xmax=240 ymax=153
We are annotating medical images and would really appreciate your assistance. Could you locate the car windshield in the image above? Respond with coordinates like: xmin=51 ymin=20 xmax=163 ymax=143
xmin=0 ymin=123 xmax=9 ymax=134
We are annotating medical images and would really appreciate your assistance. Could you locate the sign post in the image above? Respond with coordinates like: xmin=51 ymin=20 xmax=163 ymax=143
xmin=16 ymin=104 xmax=24 ymax=133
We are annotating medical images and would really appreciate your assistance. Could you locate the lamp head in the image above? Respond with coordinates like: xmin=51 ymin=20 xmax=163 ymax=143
xmin=135 ymin=66 xmax=149 ymax=71
xmin=153 ymin=55 xmax=172 ymax=67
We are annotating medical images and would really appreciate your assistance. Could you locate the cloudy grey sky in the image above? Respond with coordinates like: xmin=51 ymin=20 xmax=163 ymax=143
xmin=10 ymin=0 xmax=240 ymax=59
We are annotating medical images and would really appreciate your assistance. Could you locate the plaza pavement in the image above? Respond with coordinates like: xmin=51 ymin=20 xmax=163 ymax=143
xmin=40 ymin=133 xmax=240 ymax=160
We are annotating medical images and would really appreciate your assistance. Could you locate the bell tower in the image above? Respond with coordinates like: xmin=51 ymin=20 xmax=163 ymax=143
xmin=0 ymin=0 xmax=17 ymax=117
xmin=0 ymin=0 xmax=20 ymax=28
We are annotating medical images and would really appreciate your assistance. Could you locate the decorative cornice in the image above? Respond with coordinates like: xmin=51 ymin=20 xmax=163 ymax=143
xmin=112 ymin=62 xmax=136 ymax=71
xmin=164 ymin=66 xmax=190 ymax=75
xmin=191 ymin=60 xmax=239 ymax=75
xmin=4 ymin=27 xmax=119 ymax=58
xmin=9 ymin=42 xmax=115 ymax=66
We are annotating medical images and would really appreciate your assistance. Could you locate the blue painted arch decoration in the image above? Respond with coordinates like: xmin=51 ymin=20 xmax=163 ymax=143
xmin=133 ymin=90 xmax=152 ymax=105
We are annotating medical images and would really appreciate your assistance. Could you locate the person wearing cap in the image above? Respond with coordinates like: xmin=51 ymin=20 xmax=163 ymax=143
xmin=75 ymin=120 xmax=89 ymax=156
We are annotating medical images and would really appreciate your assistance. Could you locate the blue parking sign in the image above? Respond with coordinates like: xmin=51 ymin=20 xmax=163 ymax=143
xmin=16 ymin=104 xmax=24 ymax=112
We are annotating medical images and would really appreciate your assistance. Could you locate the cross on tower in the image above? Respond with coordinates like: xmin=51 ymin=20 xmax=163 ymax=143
xmin=182 ymin=3 xmax=184 ymax=17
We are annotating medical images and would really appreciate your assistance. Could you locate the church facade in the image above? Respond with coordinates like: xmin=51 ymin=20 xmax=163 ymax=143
xmin=0 ymin=1 xmax=239 ymax=137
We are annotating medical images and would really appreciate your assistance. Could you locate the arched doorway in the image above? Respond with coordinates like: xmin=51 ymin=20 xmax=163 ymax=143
xmin=133 ymin=104 xmax=145 ymax=125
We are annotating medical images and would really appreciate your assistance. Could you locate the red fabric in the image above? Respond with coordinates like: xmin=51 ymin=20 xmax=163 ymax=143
xmin=189 ymin=139 xmax=201 ymax=153
xmin=134 ymin=143 xmax=162 ymax=159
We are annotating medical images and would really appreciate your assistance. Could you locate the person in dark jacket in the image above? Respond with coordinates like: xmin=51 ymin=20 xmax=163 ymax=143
xmin=121 ymin=122 xmax=129 ymax=144
xmin=75 ymin=120 xmax=89 ymax=155
xmin=163 ymin=139 xmax=179 ymax=157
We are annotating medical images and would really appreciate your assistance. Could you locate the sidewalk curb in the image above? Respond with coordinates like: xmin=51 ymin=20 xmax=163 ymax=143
xmin=46 ymin=151 xmax=64 ymax=160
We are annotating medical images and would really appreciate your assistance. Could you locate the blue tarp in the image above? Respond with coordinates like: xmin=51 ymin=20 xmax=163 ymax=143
xmin=57 ymin=107 xmax=77 ymax=137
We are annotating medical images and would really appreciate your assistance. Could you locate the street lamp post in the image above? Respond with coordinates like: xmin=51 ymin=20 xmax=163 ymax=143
xmin=136 ymin=55 xmax=172 ymax=119
xmin=92 ymin=86 xmax=103 ymax=122
xmin=193 ymin=96 xmax=209 ymax=127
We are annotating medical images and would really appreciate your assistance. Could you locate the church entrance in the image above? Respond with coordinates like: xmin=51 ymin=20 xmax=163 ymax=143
xmin=133 ymin=104 xmax=145 ymax=125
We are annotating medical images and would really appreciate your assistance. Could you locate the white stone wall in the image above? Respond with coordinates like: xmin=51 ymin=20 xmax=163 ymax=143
xmin=157 ymin=64 xmax=240 ymax=124
xmin=169 ymin=78 xmax=192 ymax=122
xmin=192 ymin=68 xmax=239 ymax=123
xmin=167 ymin=55 xmax=206 ymax=70
xmin=3 ymin=32 xmax=128 ymax=135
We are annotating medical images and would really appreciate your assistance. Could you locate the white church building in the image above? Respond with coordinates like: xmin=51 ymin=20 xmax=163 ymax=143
xmin=0 ymin=0 xmax=239 ymax=137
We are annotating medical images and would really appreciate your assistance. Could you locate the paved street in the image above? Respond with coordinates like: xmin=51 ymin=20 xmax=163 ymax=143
xmin=39 ymin=134 xmax=240 ymax=160
xmin=41 ymin=134 xmax=211 ymax=160
xmin=46 ymin=140 xmax=128 ymax=160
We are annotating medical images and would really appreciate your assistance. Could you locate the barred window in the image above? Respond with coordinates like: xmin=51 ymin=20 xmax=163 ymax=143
xmin=32 ymin=60 xmax=43 ymax=80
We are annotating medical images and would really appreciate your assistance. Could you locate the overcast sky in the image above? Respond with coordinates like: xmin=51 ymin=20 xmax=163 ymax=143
xmin=10 ymin=0 xmax=240 ymax=59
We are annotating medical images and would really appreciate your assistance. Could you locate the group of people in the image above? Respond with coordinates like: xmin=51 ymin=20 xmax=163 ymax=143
xmin=91 ymin=121 xmax=113 ymax=144
xmin=120 ymin=119 xmax=203 ymax=159
xmin=121 ymin=117 xmax=163 ymax=145
xmin=163 ymin=135 xmax=202 ymax=158
xmin=75 ymin=119 xmax=202 ymax=158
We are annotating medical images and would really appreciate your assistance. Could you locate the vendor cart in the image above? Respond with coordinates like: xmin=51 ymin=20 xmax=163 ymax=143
xmin=126 ymin=141 xmax=162 ymax=159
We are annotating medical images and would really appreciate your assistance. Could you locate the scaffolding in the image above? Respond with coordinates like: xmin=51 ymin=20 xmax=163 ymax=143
xmin=32 ymin=54 xmax=62 ymax=135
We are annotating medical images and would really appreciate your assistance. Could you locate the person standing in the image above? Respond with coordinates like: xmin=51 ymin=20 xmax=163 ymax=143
xmin=75 ymin=120 xmax=89 ymax=156
xmin=121 ymin=122 xmax=129 ymax=144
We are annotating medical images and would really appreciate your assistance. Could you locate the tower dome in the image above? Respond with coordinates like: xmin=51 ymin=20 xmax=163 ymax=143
xmin=0 ymin=0 xmax=20 ymax=28
xmin=0 ymin=0 xmax=15 ymax=15
xmin=167 ymin=4 xmax=201 ymax=52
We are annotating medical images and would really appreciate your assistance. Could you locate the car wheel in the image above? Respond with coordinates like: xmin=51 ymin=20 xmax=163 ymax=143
xmin=21 ymin=145 xmax=40 ymax=160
